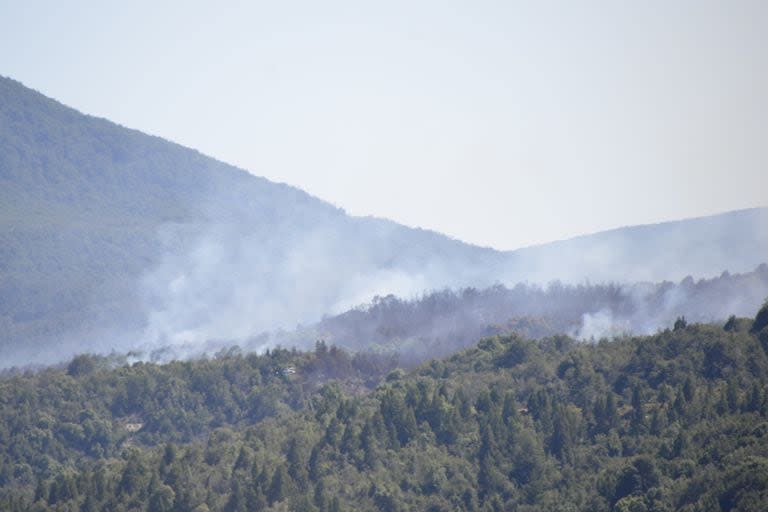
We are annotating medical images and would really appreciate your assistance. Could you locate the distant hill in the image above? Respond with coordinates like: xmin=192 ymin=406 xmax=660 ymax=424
xmin=1 ymin=75 xmax=766 ymax=366
xmin=508 ymin=207 xmax=768 ymax=283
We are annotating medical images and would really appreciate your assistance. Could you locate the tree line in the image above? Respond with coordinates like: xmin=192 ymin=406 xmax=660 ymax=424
xmin=1 ymin=301 xmax=767 ymax=510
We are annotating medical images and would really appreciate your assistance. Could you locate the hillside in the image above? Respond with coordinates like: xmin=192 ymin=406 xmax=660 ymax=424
xmin=1 ymin=75 xmax=767 ymax=366
xmin=1 ymin=304 xmax=767 ymax=511
xmin=0 ymin=76 xmax=506 ymax=365
xmin=509 ymin=207 xmax=768 ymax=284
xmin=305 ymin=263 xmax=768 ymax=363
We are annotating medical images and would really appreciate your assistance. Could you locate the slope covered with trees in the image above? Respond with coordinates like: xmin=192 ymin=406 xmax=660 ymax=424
xmin=1 ymin=302 xmax=768 ymax=511
xmin=295 ymin=264 xmax=768 ymax=364
xmin=2 ymin=74 xmax=767 ymax=367
xmin=0 ymin=75 xmax=506 ymax=365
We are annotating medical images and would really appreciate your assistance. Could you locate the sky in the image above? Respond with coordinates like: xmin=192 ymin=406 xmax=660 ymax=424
xmin=1 ymin=1 xmax=766 ymax=250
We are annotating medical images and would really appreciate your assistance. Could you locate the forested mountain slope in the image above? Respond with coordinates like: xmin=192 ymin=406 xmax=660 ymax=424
xmin=1 ymin=75 xmax=767 ymax=366
xmin=0 ymin=76 xmax=505 ymax=364
xmin=1 ymin=303 xmax=767 ymax=511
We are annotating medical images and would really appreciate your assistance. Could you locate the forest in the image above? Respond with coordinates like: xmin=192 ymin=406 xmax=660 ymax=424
xmin=1 ymin=301 xmax=767 ymax=511
xmin=298 ymin=264 xmax=768 ymax=364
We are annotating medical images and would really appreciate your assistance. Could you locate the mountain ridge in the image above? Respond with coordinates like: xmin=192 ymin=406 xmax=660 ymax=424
xmin=1 ymin=74 xmax=766 ymax=366
xmin=4 ymin=74 xmax=764 ymax=257
xmin=514 ymin=206 xmax=767 ymax=251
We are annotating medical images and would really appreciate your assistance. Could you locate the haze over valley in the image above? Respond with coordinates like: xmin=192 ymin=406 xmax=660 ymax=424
xmin=1 ymin=76 xmax=767 ymax=367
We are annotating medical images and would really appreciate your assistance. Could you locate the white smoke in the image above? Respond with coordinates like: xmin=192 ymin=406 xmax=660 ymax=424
xmin=139 ymin=219 xmax=444 ymax=350
xmin=134 ymin=205 xmax=768 ymax=357
xmin=573 ymin=309 xmax=629 ymax=341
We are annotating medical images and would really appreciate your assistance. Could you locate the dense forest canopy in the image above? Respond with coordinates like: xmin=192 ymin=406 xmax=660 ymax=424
xmin=1 ymin=301 xmax=767 ymax=511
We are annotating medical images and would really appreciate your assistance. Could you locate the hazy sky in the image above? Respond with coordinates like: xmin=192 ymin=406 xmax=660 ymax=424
xmin=1 ymin=1 xmax=766 ymax=250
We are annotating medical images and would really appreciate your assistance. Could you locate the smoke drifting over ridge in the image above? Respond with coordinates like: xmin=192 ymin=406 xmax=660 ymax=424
xmin=131 ymin=265 xmax=768 ymax=366
xmin=134 ymin=190 xmax=768 ymax=363
xmin=138 ymin=214 xmax=500 ymax=349
xmin=140 ymin=222 xmax=428 ymax=346
xmin=5 ymin=205 xmax=766 ymax=370
xmin=2 ymin=213 xmax=766 ymax=369
xmin=3 ymin=76 xmax=766 ymax=370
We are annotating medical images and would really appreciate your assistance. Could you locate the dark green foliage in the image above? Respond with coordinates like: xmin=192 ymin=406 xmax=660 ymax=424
xmin=1 ymin=323 xmax=768 ymax=510
xmin=66 ymin=354 xmax=101 ymax=376
xmin=752 ymin=299 xmax=768 ymax=334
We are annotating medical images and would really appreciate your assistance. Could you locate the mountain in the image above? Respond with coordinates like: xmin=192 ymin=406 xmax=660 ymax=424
xmin=509 ymin=207 xmax=768 ymax=283
xmin=1 ymin=75 xmax=766 ymax=366
xmin=0 ymin=76 xmax=507 ymax=365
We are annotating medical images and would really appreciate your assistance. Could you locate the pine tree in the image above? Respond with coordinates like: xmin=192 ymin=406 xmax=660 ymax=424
xmin=287 ymin=439 xmax=309 ymax=491
xmin=268 ymin=466 xmax=289 ymax=505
